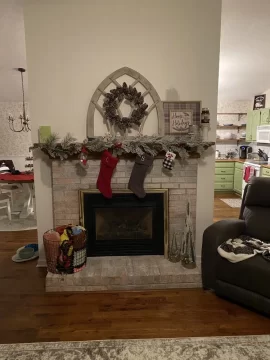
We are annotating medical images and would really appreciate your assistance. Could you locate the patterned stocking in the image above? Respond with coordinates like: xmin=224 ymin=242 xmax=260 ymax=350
xmin=163 ymin=151 xmax=176 ymax=171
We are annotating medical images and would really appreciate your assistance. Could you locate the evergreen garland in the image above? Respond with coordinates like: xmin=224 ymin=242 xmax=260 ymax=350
xmin=32 ymin=133 xmax=214 ymax=160
xmin=31 ymin=133 xmax=81 ymax=160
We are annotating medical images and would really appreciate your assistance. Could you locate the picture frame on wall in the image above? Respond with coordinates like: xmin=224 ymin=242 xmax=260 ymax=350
xmin=163 ymin=101 xmax=201 ymax=135
xmin=253 ymin=94 xmax=266 ymax=110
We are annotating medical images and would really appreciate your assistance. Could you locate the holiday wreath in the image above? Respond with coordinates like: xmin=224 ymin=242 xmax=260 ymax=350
xmin=103 ymin=82 xmax=148 ymax=131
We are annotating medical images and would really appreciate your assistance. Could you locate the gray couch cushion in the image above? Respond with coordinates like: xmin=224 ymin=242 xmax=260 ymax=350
xmin=245 ymin=177 xmax=270 ymax=207
xmin=216 ymin=254 xmax=270 ymax=299
xmin=215 ymin=280 xmax=270 ymax=316
xmin=243 ymin=206 xmax=270 ymax=242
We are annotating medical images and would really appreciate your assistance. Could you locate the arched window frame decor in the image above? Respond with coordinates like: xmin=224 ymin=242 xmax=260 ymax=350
xmin=87 ymin=67 xmax=164 ymax=137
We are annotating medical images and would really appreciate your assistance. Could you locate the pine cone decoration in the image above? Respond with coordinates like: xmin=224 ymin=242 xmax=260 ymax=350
xmin=103 ymin=82 xmax=148 ymax=131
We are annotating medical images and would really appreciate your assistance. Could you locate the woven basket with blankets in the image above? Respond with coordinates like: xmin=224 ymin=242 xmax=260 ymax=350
xmin=43 ymin=225 xmax=87 ymax=274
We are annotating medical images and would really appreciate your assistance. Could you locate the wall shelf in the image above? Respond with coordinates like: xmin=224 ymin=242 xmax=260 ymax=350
xmin=216 ymin=139 xmax=250 ymax=144
xmin=217 ymin=113 xmax=248 ymax=145
xmin=217 ymin=112 xmax=247 ymax=116
xmin=216 ymin=139 xmax=237 ymax=143
xmin=217 ymin=125 xmax=246 ymax=130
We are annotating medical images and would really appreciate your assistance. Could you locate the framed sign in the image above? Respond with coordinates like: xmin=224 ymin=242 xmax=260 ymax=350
xmin=169 ymin=110 xmax=192 ymax=134
xmin=253 ymin=94 xmax=266 ymax=110
xmin=163 ymin=101 xmax=201 ymax=135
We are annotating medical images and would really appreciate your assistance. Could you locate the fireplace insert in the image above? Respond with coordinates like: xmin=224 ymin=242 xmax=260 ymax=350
xmin=79 ymin=190 xmax=168 ymax=257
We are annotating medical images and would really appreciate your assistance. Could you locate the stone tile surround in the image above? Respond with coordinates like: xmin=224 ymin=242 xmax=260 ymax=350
xmin=51 ymin=157 xmax=197 ymax=244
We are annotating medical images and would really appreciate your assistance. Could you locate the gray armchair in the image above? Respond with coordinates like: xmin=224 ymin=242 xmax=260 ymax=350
xmin=202 ymin=177 xmax=270 ymax=315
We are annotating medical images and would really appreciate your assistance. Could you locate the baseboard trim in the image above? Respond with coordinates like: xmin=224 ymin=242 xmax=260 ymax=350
xmin=37 ymin=258 xmax=47 ymax=267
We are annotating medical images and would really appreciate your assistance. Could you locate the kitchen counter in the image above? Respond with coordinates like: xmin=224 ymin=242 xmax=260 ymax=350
xmin=261 ymin=164 xmax=270 ymax=169
xmin=216 ymin=158 xmax=270 ymax=170
xmin=215 ymin=158 xmax=246 ymax=163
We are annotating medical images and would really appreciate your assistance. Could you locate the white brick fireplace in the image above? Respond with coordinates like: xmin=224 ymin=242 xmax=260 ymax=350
xmin=52 ymin=157 xmax=197 ymax=241
xmin=46 ymin=156 xmax=201 ymax=292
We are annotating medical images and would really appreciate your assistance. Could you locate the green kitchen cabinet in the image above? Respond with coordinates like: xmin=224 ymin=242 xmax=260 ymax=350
xmin=215 ymin=161 xmax=234 ymax=191
xmin=215 ymin=182 xmax=234 ymax=190
xmin=235 ymin=161 xmax=244 ymax=170
xmin=214 ymin=162 xmax=235 ymax=168
xmin=215 ymin=161 xmax=244 ymax=194
xmin=215 ymin=167 xmax=235 ymax=175
xmin=261 ymin=167 xmax=270 ymax=177
xmin=260 ymin=108 xmax=270 ymax=125
xmin=246 ymin=111 xmax=253 ymax=141
xmin=246 ymin=110 xmax=262 ymax=142
xmin=234 ymin=167 xmax=243 ymax=194
xmin=215 ymin=174 xmax=234 ymax=182
xmin=252 ymin=110 xmax=261 ymax=141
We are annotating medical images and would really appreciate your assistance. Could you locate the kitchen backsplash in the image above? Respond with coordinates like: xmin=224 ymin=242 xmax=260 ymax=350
xmin=248 ymin=142 xmax=270 ymax=157
xmin=216 ymin=143 xmax=270 ymax=158
xmin=216 ymin=144 xmax=240 ymax=157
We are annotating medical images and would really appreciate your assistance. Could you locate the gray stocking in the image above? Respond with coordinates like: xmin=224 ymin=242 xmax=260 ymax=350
xmin=128 ymin=153 xmax=154 ymax=198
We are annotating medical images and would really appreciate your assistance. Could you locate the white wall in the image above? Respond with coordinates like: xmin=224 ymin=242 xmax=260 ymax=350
xmin=0 ymin=102 xmax=32 ymax=171
xmin=24 ymin=0 xmax=221 ymax=265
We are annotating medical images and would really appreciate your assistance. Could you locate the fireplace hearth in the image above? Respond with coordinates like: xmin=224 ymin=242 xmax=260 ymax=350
xmin=79 ymin=190 xmax=168 ymax=257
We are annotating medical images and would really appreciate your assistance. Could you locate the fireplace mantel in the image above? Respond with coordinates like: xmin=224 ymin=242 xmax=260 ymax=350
xmin=33 ymin=135 xmax=214 ymax=161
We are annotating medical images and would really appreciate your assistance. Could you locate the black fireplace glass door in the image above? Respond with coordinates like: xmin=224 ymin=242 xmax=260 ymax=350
xmin=96 ymin=207 xmax=153 ymax=240
xmin=82 ymin=192 xmax=165 ymax=257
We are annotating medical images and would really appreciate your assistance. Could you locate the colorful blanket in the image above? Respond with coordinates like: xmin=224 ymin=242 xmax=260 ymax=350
xmin=56 ymin=225 xmax=87 ymax=274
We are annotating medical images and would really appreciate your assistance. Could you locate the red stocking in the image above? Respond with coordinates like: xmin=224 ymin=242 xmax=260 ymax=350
xmin=97 ymin=150 xmax=119 ymax=198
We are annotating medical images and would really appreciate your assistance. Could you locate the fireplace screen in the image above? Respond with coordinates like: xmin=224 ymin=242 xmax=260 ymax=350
xmin=79 ymin=190 xmax=168 ymax=257
xmin=96 ymin=208 xmax=152 ymax=240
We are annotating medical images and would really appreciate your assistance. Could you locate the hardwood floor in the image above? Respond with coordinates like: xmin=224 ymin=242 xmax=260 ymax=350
xmin=214 ymin=191 xmax=241 ymax=222
xmin=0 ymin=227 xmax=270 ymax=344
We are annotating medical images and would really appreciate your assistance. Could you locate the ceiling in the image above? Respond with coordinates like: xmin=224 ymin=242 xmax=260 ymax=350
xmin=219 ymin=0 xmax=270 ymax=101
xmin=0 ymin=0 xmax=270 ymax=102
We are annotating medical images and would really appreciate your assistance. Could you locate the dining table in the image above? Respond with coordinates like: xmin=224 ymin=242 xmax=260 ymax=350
xmin=0 ymin=173 xmax=34 ymax=219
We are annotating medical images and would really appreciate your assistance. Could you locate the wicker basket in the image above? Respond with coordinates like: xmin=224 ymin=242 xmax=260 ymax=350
xmin=43 ymin=230 xmax=61 ymax=274
xmin=43 ymin=225 xmax=87 ymax=275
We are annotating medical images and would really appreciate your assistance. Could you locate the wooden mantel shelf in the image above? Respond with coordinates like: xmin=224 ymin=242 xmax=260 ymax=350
xmin=217 ymin=125 xmax=246 ymax=130
xmin=216 ymin=139 xmax=249 ymax=143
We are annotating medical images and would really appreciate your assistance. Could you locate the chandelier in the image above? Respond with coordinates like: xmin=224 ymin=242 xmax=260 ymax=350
xmin=8 ymin=68 xmax=31 ymax=132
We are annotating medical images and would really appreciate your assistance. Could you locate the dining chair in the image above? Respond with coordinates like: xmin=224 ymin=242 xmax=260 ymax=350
xmin=0 ymin=160 xmax=17 ymax=208
xmin=0 ymin=194 xmax=11 ymax=221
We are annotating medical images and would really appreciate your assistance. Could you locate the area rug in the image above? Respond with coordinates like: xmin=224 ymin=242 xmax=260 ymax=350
xmin=0 ymin=335 xmax=270 ymax=359
xmin=220 ymin=198 xmax=242 ymax=208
